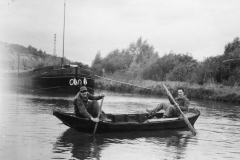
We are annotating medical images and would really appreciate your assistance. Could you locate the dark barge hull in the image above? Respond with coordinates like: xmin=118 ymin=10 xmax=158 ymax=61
xmin=3 ymin=65 xmax=95 ymax=94
xmin=53 ymin=109 xmax=200 ymax=133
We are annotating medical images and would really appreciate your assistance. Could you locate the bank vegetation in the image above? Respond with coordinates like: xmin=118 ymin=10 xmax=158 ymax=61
xmin=92 ymin=37 xmax=240 ymax=104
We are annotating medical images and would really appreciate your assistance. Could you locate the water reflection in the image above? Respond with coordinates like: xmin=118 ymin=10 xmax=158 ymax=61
xmin=53 ymin=128 xmax=194 ymax=160
xmin=1 ymin=88 xmax=240 ymax=160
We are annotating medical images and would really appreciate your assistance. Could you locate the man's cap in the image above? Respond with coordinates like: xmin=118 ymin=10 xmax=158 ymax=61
xmin=80 ymin=86 xmax=87 ymax=92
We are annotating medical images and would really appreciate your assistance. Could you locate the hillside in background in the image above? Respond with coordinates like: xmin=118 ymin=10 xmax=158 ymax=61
xmin=0 ymin=41 xmax=89 ymax=70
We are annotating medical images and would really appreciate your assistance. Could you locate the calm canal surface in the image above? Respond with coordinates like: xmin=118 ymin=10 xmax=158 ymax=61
xmin=0 ymin=88 xmax=240 ymax=160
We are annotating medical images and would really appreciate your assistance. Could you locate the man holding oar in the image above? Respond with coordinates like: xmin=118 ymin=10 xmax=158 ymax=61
xmin=146 ymin=87 xmax=190 ymax=118
xmin=73 ymin=86 xmax=110 ymax=122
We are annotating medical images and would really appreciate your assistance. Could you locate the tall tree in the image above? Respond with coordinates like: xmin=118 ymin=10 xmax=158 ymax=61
xmin=91 ymin=51 xmax=103 ymax=75
xmin=127 ymin=37 xmax=158 ymax=79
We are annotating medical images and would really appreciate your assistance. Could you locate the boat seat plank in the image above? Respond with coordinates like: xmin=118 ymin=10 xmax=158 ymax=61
xmin=108 ymin=112 xmax=196 ymax=124
xmin=127 ymin=114 xmax=138 ymax=122
xmin=114 ymin=115 xmax=127 ymax=123
xmin=146 ymin=117 xmax=179 ymax=123
xmin=112 ymin=114 xmax=148 ymax=123
xmin=138 ymin=114 xmax=148 ymax=123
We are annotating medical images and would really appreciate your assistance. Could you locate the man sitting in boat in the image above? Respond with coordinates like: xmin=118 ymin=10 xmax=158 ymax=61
xmin=73 ymin=86 xmax=110 ymax=122
xmin=146 ymin=87 xmax=189 ymax=118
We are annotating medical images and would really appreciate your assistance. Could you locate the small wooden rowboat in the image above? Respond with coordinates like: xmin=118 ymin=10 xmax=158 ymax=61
xmin=53 ymin=108 xmax=200 ymax=133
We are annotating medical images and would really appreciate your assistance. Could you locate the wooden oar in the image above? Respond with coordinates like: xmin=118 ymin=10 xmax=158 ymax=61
xmin=162 ymin=84 xmax=197 ymax=136
xmin=93 ymin=97 xmax=104 ymax=135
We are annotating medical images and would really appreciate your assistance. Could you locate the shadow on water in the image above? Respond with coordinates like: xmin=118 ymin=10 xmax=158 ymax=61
xmin=53 ymin=128 xmax=194 ymax=160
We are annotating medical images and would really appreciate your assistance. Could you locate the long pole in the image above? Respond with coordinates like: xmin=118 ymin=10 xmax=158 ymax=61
xmin=162 ymin=84 xmax=197 ymax=136
xmin=61 ymin=0 xmax=66 ymax=67
xmin=93 ymin=97 xmax=104 ymax=134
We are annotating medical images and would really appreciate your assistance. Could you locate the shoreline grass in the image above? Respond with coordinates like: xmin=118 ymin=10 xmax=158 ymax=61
xmin=95 ymin=77 xmax=240 ymax=104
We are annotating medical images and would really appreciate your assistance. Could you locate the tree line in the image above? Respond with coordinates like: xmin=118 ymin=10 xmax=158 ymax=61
xmin=91 ymin=37 xmax=240 ymax=86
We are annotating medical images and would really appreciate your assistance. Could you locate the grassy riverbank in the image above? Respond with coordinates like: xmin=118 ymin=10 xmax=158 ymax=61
xmin=95 ymin=77 xmax=240 ymax=104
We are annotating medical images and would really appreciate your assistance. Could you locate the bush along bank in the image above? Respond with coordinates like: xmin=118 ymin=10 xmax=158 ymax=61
xmin=186 ymin=88 xmax=240 ymax=104
xmin=95 ymin=79 xmax=240 ymax=104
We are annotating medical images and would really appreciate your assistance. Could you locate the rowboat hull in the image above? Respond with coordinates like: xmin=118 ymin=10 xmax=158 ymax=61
xmin=53 ymin=109 xmax=200 ymax=133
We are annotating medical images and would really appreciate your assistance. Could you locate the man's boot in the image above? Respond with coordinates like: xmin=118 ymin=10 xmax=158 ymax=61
xmin=99 ymin=112 xmax=111 ymax=122
xmin=146 ymin=109 xmax=156 ymax=116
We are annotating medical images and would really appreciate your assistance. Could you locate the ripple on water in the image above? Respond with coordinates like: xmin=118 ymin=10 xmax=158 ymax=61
xmin=1 ymin=89 xmax=240 ymax=160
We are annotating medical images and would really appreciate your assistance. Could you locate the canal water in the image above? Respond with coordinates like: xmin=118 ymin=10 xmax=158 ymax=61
xmin=0 ymin=88 xmax=240 ymax=160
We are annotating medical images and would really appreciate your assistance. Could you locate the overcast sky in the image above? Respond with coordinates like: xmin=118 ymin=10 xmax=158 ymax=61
xmin=1 ymin=0 xmax=240 ymax=66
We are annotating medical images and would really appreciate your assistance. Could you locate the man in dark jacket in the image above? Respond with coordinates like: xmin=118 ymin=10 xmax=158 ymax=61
xmin=73 ymin=86 xmax=110 ymax=122
xmin=146 ymin=88 xmax=189 ymax=118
